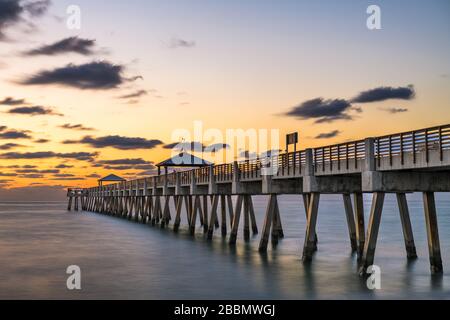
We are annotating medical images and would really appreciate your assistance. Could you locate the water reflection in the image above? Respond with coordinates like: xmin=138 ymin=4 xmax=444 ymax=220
xmin=0 ymin=194 xmax=449 ymax=299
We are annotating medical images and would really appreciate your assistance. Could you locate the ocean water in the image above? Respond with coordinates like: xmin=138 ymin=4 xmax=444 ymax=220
xmin=0 ymin=194 xmax=449 ymax=300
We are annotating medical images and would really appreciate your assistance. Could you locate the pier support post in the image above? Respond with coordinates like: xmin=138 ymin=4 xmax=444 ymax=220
xmin=353 ymin=192 xmax=365 ymax=260
xmin=396 ymin=193 xmax=417 ymax=259
xmin=343 ymin=194 xmax=358 ymax=252
xmin=67 ymin=196 xmax=73 ymax=211
xmin=248 ymin=195 xmax=258 ymax=235
xmin=227 ymin=195 xmax=234 ymax=227
xmin=423 ymin=192 xmax=443 ymax=274
xmin=207 ymin=196 xmax=220 ymax=240
xmin=359 ymin=192 xmax=385 ymax=275
xmin=302 ymin=193 xmax=317 ymax=250
xmin=302 ymin=193 xmax=320 ymax=261
xmin=220 ymin=195 xmax=227 ymax=236
xmin=229 ymin=195 xmax=243 ymax=245
xmin=243 ymin=195 xmax=250 ymax=241
xmin=189 ymin=196 xmax=201 ymax=235
xmin=259 ymin=195 xmax=276 ymax=252
xmin=161 ymin=196 xmax=171 ymax=228
xmin=173 ymin=196 xmax=183 ymax=232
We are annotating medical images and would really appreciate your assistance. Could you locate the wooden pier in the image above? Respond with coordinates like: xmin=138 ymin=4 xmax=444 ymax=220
xmin=68 ymin=124 xmax=450 ymax=275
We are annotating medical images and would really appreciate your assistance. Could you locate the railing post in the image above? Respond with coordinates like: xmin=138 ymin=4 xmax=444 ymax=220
xmin=232 ymin=161 xmax=242 ymax=194
xmin=175 ymin=172 xmax=181 ymax=195
xmin=364 ymin=138 xmax=376 ymax=172
xmin=208 ymin=165 xmax=217 ymax=194
xmin=303 ymin=148 xmax=318 ymax=193
xmin=190 ymin=170 xmax=197 ymax=194
xmin=143 ymin=179 xmax=148 ymax=196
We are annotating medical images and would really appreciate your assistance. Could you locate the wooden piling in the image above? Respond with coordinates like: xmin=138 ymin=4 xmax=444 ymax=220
xmin=423 ymin=192 xmax=443 ymax=274
xmin=207 ymin=196 xmax=219 ymax=240
xmin=258 ymin=195 xmax=276 ymax=252
xmin=303 ymin=193 xmax=317 ymax=250
xmin=343 ymin=193 xmax=358 ymax=252
xmin=220 ymin=195 xmax=227 ymax=237
xmin=302 ymin=193 xmax=320 ymax=262
xmin=67 ymin=196 xmax=73 ymax=211
xmin=248 ymin=195 xmax=258 ymax=235
xmin=359 ymin=192 xmax=385 ymax=275
xmin=396 ymin=193 xmax=417 ymax=259
xmin=173 ymin=195 xmax=183 ymax=232
xmin=243 ymin=195 xmax=250 ymax=241
xmin=229 ymin=195 xmax=243 ymax=245
xmin=353 ymin=192 xmax=365 ymax=260
xmin=189 ymin=196 xmax=200 ymax=235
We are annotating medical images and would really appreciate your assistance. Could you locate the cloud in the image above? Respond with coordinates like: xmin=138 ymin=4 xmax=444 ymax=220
xmin=20 ymin=173 xmax=44 ymax=179
xmin=163 ymin=141 xmax=205 ymax=151
xmin=59 ymin=123 xmax=94 ymax=131
xmin=380 ymin=107 xmax=409 ymax=114
xmin=0 ymin=185 xmax=67 ymax=201
xmin=0 ymin=0 xmax=51 ymax=40
xmin=0 ymin=143 xmax=24 ymax=150
xmin=35 ymin=138 xmax=50 ymax=143
xmin=7 ymin=105 xmax=63 ymax=116
xmin=23 ymin=0 xmax=51 ymax=17
xmin=86 ymin=174 xmax=101 ymax=178
xmin=204 ymin=143 xmax=231 ymax=153
xmin=0 ymin=126 xmax=32 ymax=139
xmin=55 ymin=164 xmax=74 ymax=169
xmin=16 ymin=169 xmax=59 ymax=174
xmin=352 ymin=85 xmax=415 ymax=103
xmin=285 ymin=98 xmax=353 ymax=123
xmin=20 ymin=61 xmax=140 ymax=90
xmin=98 ymin=158 xmax=152 ymax=165
xmin=239 ymin=150 xmax=258 ymax=160
xmin=167 ymin=37 xmax=196 ymax=49
xmin=23 ymin=36 xmax=97 ymax=56
xmin=118 ymin=90 xmax=148 ymax=99
xmin=315 ymin=130 xmax=341 ymax=139
xmin=63 ymin=135 xmax=164 ymax=150
xmin=0 ymin=151 xmax=98 ymax=161
xmin=0 ymin=172 xmax=18 ymax=177
xmin=50 ymin=177 xmax=86 ymax=181
xmin=0 ymin=97 xmax=26 ymax=105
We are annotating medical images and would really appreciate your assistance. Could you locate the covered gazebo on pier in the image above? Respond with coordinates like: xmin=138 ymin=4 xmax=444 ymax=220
xmin=98 ymin=174 xmax=126 ymax=187
xmin=156 ymin=152 xmax=212 ymax=175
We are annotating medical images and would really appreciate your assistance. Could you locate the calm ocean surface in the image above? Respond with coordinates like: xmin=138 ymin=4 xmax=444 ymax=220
xmin=1 ymin=194 xmax=449 ymax=300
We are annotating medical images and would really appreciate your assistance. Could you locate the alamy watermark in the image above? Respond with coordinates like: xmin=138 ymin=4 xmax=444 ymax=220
xmin=367 ymin=5 xmax=382 ymax=30
xmin=169 ymin=121 xmax=281 ymax=176
xmin=66 ymin=5 xmax=81 ymax=30
xmin=366 ymin=265 xmax=381 ymax=290
xmin=66 ymin=265 xmax=82 ymax=290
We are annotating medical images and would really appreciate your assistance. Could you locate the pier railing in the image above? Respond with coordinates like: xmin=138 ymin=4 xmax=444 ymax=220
xmin=82 ymin=124 xmax=450 ymax=193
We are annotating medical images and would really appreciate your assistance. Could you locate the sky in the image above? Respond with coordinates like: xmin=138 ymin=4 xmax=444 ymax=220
xmin=0 ymin=0 xmax=449 ymax=197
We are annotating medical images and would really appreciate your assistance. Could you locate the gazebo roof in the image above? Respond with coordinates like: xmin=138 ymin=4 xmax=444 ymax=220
xmin=156 ymin=152 xmax=212 ymax=167
xmin=98 ymin=174 xmax=126 ymax=182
